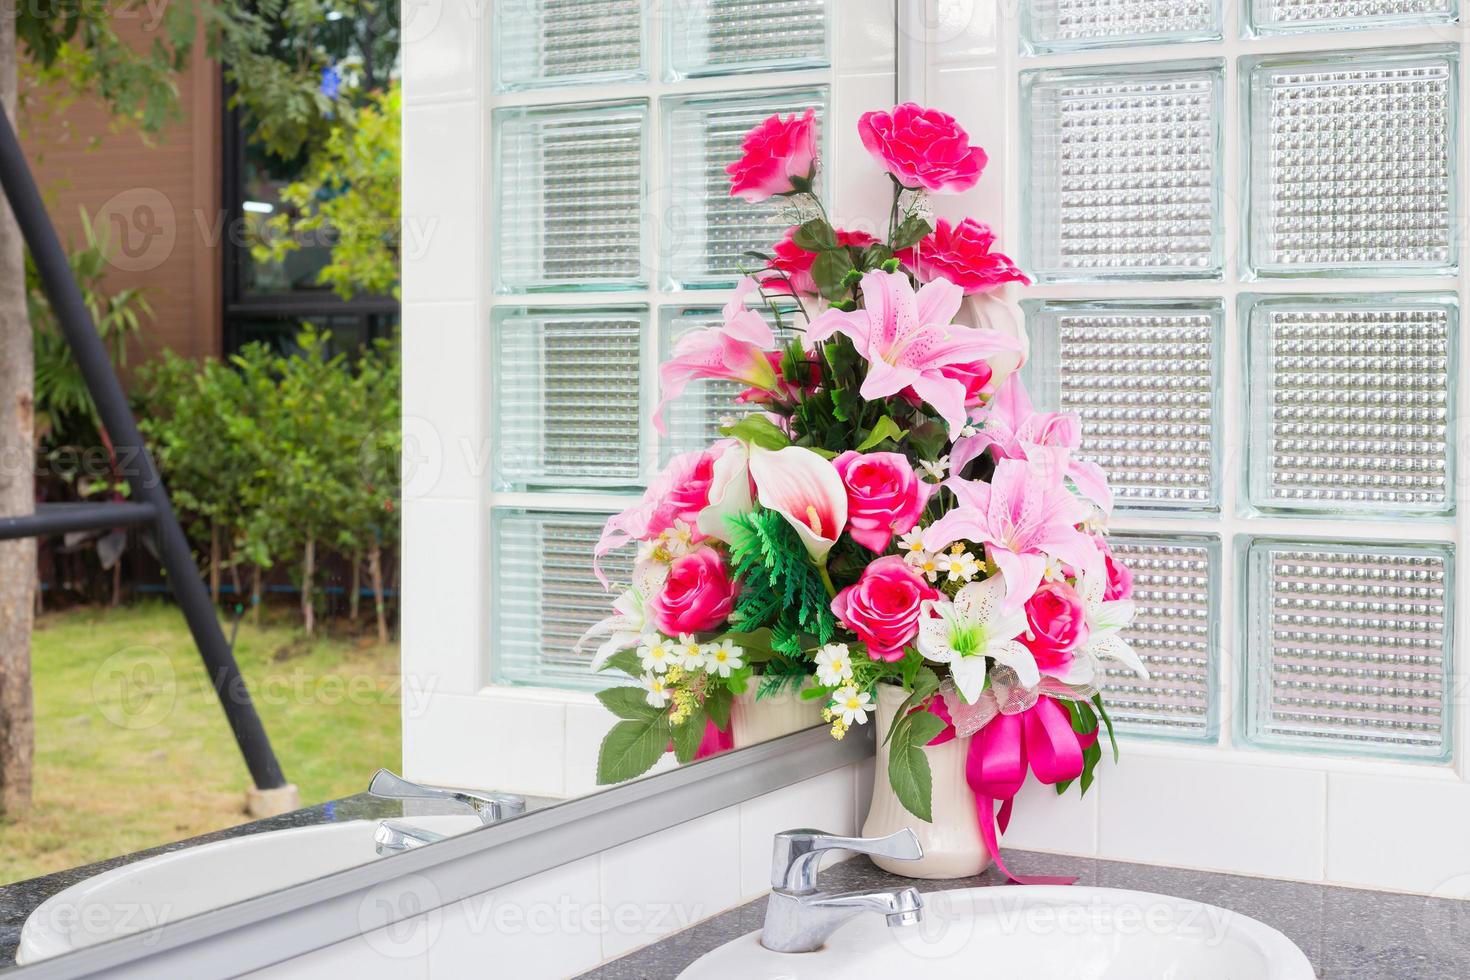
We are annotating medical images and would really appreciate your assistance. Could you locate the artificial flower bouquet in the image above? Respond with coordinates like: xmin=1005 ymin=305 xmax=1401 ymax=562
xmin=585 ymin=102 xmax=1146 ymax=873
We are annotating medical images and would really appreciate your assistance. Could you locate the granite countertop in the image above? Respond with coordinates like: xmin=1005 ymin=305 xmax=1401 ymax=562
xmin=580 ymin=851 xmax=1470 ymax=979
xmin=0 ymin=790 xmax=557 ymax=971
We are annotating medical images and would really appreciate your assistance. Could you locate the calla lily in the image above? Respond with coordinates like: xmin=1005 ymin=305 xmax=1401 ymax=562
xmin=922 ymin=458 xmax=1101 ymax=613
xmin=653 ymin=278 xmax=780 ymax=435
xmin=748 ymin=445 xmax=848 ymax=561
xmin=696 ymin=440 xmax=753 ymax=542
xmin=806 ymin=270 xmax=1021 ymax=438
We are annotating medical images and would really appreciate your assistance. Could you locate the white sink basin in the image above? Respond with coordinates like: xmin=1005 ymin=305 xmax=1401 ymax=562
xmin=680 ymin=885 xmax=1314 ymax=979
xmin=16 ymin=815 xmax=481 ymax=964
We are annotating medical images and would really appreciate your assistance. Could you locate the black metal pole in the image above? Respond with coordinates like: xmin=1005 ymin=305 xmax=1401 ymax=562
xmin=0 ymin=109 xmax=286 ymax=791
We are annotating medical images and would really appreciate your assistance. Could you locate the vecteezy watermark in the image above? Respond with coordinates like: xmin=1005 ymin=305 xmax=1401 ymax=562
xmin=33 ymin=898 xmax=176 ymax=949
xmin=93 ymin=646 xmax=177 ymax=731
xmin=453 ymin=894 xmax=710 ymax=940
xmin=95 ymin=188 xmax=176 ymax=273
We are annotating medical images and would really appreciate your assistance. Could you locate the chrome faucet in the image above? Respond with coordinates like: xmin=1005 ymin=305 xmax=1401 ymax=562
xmin=368 ymin=769 xmax=526 ymax=854
xmin=760 ymin=828 xmax=925 ymax=953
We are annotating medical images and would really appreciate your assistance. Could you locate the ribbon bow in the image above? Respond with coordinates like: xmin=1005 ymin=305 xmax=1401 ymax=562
xmin=968 ymin=695 xmax=1095 ymax=884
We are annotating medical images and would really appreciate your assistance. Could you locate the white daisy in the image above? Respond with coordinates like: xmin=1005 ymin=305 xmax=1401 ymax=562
xmin=936 ymin=545 xmax=980 ymax=583
xmin=830 ymin=685 xmax=874 ymax=726
xmin=814 ymin=643 xmax=854 ymax=687
xmin=675 ymin=633 xmax=705 ymax=670
xmin=918 ymin=456 xmax=949 ymax=482
xmin=897 ymin=528 xmax=928 ymax=557
xmin=638 ymin=635 xmax=676 ymax=674
xmin=640 ymin=672 xmax=670 ymax=709
xmin=702 ymin=639 xmax=745 ymax=678
xmin=916 ymin=576 xmax=1036 ymax=703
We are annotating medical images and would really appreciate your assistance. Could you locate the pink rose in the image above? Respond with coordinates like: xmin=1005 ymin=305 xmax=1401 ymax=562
xmin=833 ymin=451 xmax=932 ymax=553
xmin=857 ymin=103 xmax=986 ymax=193
xmin=831 ymin=556 xmax=938 ymax=662
xmin=649 ymin=548 xmax=737 ymax=635
xmin=726 ymin=108 xmax=819 ymax=203
xmin=1021 ymin=582 xmax=1090 ymax=676
xmin=1098 ymin=538 xmax=1134 ymax=602
xmin=767 ymin=225 xmax=878 ymax=295
xmin=899 ymin=218 xmax=1030 ymax=294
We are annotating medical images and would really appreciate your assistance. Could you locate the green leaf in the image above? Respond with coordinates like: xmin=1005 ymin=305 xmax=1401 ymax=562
xmin=596 ymin=685 xmax=660 ymax=721
xmin=890 ymin=215 xmax=933 ymax=251
xmin=1079 ymin=739 xmax=1102 ymax=796
xmin=706 ymin=687 xmax=733 ymax=730
xmin=671 ymin=708 xmax=708 ymax=764
xmin=792 ymin=218 xmax=836 ymax=251
xmin=907 ymin=420 xmax=949 ymax=462
xmin=1092 ymin=694 xmax=1120 ymax=763
xmin=887 ymin=724 xmax=935 ymax=823
xmin=885 ymin=668 xmax=940 ymax=747
xmin=596 ymin=714 xmax=671 ymax=785
xmin=812 ymin=249 xmax=856 ymax=302
xmin=854 ymin=415 xmax=907 ymax=452
xmin=599 ymin=649 xmax=642 ymax=677
xmin=721 ymin=414 xmax=792 ymax=451
xmin=719 ymin=628 xmax=777 ymax=662
xmin=906 ymin=711 xmax=948 ymax=748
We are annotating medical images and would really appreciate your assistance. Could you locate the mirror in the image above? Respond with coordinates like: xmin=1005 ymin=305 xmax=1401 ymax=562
xmin=0 ymin=0 xmax=893 ymax=972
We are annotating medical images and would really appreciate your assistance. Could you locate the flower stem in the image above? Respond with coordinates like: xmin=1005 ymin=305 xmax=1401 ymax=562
xmin=818 ymin=561 xmax=838 ymax=599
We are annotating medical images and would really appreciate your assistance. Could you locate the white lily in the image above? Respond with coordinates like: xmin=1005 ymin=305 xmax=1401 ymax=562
xmin=748 ymin=445 xmax=848 ymax=562
xmin=577 ymin=560 xmax=669 ymax=671
xmin=1076 ymin=570 xmax=1148 ymax=680
xmin=917 ymin=575 xmax=1037 ymax=702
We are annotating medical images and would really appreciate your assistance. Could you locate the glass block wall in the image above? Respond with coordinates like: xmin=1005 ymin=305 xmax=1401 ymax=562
xmin=1019 ymin=16 xmax=1460 ymax=758
xmin=489 ymin=0 xmax=834 ymax=689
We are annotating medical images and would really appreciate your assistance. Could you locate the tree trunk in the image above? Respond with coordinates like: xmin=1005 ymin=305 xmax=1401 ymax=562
xmin=0 ymin=12 xmax=36 ymax=816
xmin=369 ymin=545 xmax=387 ymax=645
xmin=349 ymin=551 xmax=361 ymax=622
xmin=301 ymin=534 xmax=315 ymax=636
xmin=209 ymin=522 xmax=221 ymax=605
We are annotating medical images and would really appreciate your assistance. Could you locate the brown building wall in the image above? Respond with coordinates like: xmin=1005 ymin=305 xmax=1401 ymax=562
xmin=23 ymin=14 xmax=222 ymax=363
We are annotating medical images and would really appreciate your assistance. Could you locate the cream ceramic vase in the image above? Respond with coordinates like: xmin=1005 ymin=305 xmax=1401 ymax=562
xmin=861 ymin=683 xmax=992 ymax=878
xmin=730 ymin=686 xmax=825 ymax=748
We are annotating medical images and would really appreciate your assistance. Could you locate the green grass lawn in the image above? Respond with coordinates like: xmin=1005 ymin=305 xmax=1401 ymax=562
xmin=0 ymin=602 xmax=402 ymax=885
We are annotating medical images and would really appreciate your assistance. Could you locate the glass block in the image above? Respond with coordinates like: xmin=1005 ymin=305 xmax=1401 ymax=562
xmin=659 ymin=304 xmax=795 ymax=460
xmin=666 ymin=0 xmax=829 ymax=79
xmin=1240 ymin=538 xmax=1454 ymax=761
xmin=492 ymin=307 xmax=648 ymax=490
xmin=1244 ymin=47 xmax=1459 ymax=278
xmin=1246 ymin=0 xmax=1457 ymax=35
xmin=1024 ymin=300 xmax=1221 ymax=512
xmin=1020 ymin=61 xmax=1224 ymax=282
xmin=494 ymin=100 xmax=648 ymax=293
xmin=1245 ymin=293 xmax=1456 ymax=517
xmin=493 ymin=0 xmax=645 ymax=91
xmin=1103 ymin=533 xmax=1220 ymax=741
xmin=491 ymin=508 xmax=631 ymax=691
xmin=1022 ymin=0 xmax=1221 ymax=53
xmin=662 ymin=88 xmax=828 ymax=290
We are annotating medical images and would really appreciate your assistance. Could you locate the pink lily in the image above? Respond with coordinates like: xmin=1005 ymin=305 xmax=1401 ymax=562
xmin=748 ymin=445 xmax=848 ymax=562
xmin=653 ymin=278 xmax=780 ymax=435
xmin=806 ymin=270 xmax=1021 ymax=438
xmin=922 ymin=458 xmax=1101 ymax=613
xmin=952 ymin=375 xmax=1113 ymax=516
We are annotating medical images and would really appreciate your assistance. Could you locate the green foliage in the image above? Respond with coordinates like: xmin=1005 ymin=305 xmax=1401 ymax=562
xmin=27 ymin=211 xmax=152 ymax=447
xmin=138 ymin=327 xmax=400 ymax=628
xmin=888 ymin=710 xmax=946 ymax=823
xmin=1054 ymin=699 xmax=1104 ymax=797
xmin=251 ymin=85 xmax=401 ymax=300
xmin=724 ymin=510 xmax=836 ymax=644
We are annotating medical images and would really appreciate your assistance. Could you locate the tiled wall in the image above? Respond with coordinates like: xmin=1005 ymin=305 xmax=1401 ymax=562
xmin=242 ymin=763 xmax=871 ymax=978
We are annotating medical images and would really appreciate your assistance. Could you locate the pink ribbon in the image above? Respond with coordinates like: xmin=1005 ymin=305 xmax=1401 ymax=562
xmin=694 ymin=717 xmax=734 ymax=759
xmin=965 ymin=696 xmax=1095 ymax=885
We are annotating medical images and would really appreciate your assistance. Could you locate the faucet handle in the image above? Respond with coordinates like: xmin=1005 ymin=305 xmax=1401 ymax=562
xmin=368 ymin=769 xmax=527 ymax=824
xmin=771 ymin=828 xmax=922 ymax=892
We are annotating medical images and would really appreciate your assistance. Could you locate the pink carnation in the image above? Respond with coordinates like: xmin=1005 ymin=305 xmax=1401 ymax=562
xmin=1020 ymin=581 xmax=1089 ymax=676
xmin=832 ymin=451 xmax=932 ymax=553
xmin=899 ymin=218 xmax=1030 ymax=294
xmin=649 ymin=548 xmax=738 ymax=636
xmin=726 ymin=108 xmax=819 ymax=203
xmin=831 ymin=556 xmax=938 ymax=662
xmin=767 ymin=225 xmax=878 ymax=295
xmin=857 ymin=103 xmax=986 ymax=194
